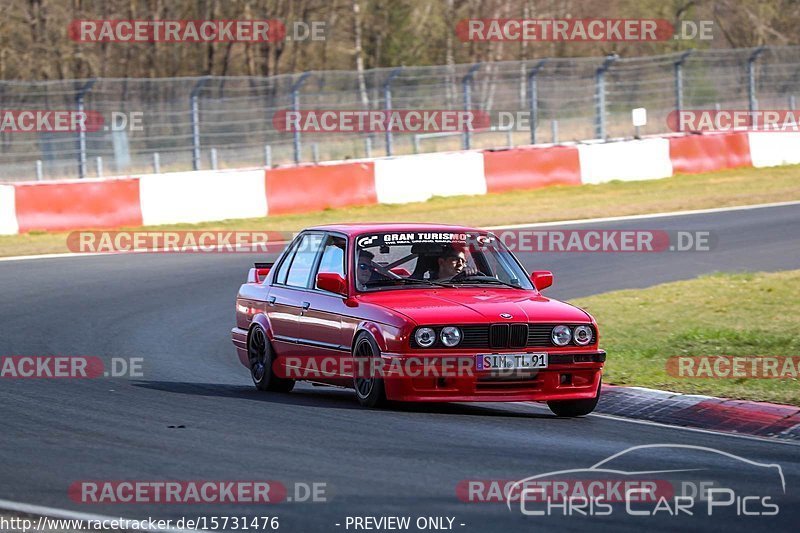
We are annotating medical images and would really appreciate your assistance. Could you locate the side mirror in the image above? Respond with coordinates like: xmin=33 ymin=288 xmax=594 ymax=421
xmin=317 ymin=272 xmax=347 ymax=296
xmin=530 ymin=270 xmax=553 ymax=291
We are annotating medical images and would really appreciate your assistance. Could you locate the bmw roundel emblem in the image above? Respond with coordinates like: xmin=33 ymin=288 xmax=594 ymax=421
xmin=500 ymin=313 xmax=513 ymax=319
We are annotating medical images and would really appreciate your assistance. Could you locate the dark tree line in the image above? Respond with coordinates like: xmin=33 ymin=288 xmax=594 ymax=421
xmin=0 ymin=0 xmax=797 ymax=80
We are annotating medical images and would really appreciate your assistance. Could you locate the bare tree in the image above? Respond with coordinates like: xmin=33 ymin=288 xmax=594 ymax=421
xmin=353 ymin=0 xmax=369 ymax=108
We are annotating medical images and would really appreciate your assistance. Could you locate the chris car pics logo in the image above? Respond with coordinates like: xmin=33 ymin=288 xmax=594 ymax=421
xmin=506 ymin=444 xmax=784 ymax=517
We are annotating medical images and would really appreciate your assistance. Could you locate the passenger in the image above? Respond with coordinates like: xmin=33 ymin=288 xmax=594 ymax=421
xmin=356 ymin=250 xmax=379 ymax=287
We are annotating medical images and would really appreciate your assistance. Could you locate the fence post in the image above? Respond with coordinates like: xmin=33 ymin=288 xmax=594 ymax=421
xmin=551 ymin=120 xmax=558 ymax=144
xmin=95 ymin=156 xmax=103 ymax=177
xmin=527 ymin=59 xmax=548 ymax=144
xmin=210 ymin=148 xmax=218 ymax=170
xmin=364 ymin=137 xmax=372 ymax=158
xmin=674 ymin=50 xmax=693 ymax=132
xmin=462 ymin=63 xmax=481 ymax=150
xmin=264 ymin=145 xmax=272 ymax=167
xmin=35 ymin=160 xmax=43 ymax=181
xmin=190 ymin=76 xmax=210 ymax=171
xmin=383 ymin=67 xmax=403 ymax=156
xmin=291 ymin=72 xmax=312 ymax=164
xmin=594 ymin=54 xmax=618 ymax=140
xmin=153 ymin=152 xmax=160 ymax=173
xmin=748 ymin=47 xmax=766 ymax=113
xmin=311 ymin=143 xmax=319 ymax=163
xmin=76 ymin=79 xmax=96 ymax=179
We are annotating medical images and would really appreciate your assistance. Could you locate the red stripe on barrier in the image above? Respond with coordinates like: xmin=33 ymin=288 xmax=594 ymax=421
xmin=482 ymin=145 xmax=582 ymax=193
xmin=668 ymin=132 xmax=752 ymax=174
xmin=265 ymin=162 xmax=376 ymax=215
xmin=686 ymin=399 xmax=800 ymax=436
xmin=14 ymin=178 xmax=143 ymax=233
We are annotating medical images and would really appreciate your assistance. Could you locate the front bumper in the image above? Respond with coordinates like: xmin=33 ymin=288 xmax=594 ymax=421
xmin=381 ymin=350 xmax=605 ymax=402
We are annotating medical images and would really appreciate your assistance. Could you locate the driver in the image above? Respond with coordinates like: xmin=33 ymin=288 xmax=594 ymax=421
xmin=433 ymin=244 xmax=472 ymax=281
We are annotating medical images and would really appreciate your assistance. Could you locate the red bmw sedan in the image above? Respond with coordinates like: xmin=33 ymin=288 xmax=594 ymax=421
xmin=231 ymin=224 xmax=605 ymax=417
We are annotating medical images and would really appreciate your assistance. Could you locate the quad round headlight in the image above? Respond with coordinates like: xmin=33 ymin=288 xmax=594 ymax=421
xmin=551 ymin=325 xmax=572 ymax=346
xmin=574 ymin=325 xmax=594 ymax=346
xmin=440 ymin=326 xmax=462 ymax=347
xmin=415 ymin=327 xmax=437 ymax=348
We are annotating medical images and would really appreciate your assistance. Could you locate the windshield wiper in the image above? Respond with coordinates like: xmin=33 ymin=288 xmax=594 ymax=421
xmin=364 ymin=278 xmax=454 ymax=288
xmin=448 ymin=275 xmax=521 ymax=289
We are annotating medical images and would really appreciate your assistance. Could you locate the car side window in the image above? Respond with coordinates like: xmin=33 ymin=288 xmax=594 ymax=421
xmin=285 ymin=233 xmax=324 ymax=288
xmin=274 ymin=239 xmax=300 ymax=285
xmin=315 ymin=236 xmax=346 ymax=289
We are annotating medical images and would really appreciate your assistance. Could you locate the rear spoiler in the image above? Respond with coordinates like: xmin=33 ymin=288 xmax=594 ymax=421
xmin=247 ymin=262 xmax=275 ymax=283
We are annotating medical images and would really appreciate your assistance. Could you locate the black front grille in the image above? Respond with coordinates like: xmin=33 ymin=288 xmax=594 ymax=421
xmin=488 ymin=323 xmax=529 ymax=348
xmin=527 ymin=324 xmax=555 ymax=347
xmin=490 ymin=324 xmax=510 ymax=348
xmin=509 ymin=324 xmax=528 ymax=348
xmin=460 ymin=326 xmax=489 ymax=348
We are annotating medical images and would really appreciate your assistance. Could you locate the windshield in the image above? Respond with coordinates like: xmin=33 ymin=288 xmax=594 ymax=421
xmin=354 ymin=231 xmax=533 ymax=291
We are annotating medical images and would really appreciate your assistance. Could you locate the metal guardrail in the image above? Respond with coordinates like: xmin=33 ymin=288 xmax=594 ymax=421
xmin=0 ymin=46 xmax=798 ymax=181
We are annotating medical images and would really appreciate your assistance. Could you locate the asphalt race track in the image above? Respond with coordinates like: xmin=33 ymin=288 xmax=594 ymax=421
xmin=1 ymin=203 xmax=799 ymax=532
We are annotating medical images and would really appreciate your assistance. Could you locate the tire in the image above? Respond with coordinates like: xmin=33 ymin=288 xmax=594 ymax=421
xmin=247 ymin=324 xmax=295 ymax=393
xmin=352 ymin=332 xmax=387 ymax=408
xmin=547 ymin=379 xmax=601 ymax=417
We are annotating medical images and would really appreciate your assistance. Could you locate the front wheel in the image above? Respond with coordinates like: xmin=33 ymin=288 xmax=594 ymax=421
xmin=547 ymin=380 xmax=601 ymax=417
xmin=248 ymin=324 xmax=295 ymax=393
xmin=352 ymin=333 xmax=387 ymax=408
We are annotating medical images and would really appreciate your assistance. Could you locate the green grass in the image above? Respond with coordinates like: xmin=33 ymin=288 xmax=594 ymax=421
xmin=572 ymin=270 xmax=800 ymax=405
xmin=1 ymin=163 xmax=799 ymax=257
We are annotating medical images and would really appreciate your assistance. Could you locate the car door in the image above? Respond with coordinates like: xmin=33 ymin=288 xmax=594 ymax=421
xmin=267 ymin=232 xmax=324 ymax=366
xmin=294 ymin=233 xmax=351 ymax=382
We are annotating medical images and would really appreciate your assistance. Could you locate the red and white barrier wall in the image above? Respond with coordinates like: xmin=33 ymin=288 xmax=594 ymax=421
xmin=0 ymin=185 xmax=18 ymax=235
xmin=374 ymin=151 xmax=487 ymax=204
xmin=265 ymin=161 xmax=375 ymax=215
xmin=13 ymin=176 xmax=143 ymax=233
xmin=482 ymin=144 xmax=581 ymax=193
xmin=577 ymin=138 xmax=671 ymax=184
xmin=0 ymin=131 xmax=796 ymax=235
xmin=139 ymin=169 xmax=267 ymax=225
xmin=748 ymin=132 xmax=800 ymax=168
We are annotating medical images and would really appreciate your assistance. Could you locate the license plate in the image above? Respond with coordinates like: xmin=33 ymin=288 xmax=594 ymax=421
xmin=476 ymin=353 xmax=548 ymax=371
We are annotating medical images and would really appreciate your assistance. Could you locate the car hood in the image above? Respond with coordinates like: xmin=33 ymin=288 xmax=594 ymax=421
xmin=356 ymin=288 xmax=591 ymax=325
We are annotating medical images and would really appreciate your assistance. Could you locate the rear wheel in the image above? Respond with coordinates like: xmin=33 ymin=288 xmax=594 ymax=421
xmin=248 ymin=324 xmax=295 ymax=393
xmin=352 ymin=333 xmax=387 ymax=408
xmin=547 ymin=379 xmax=601 ymax=417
